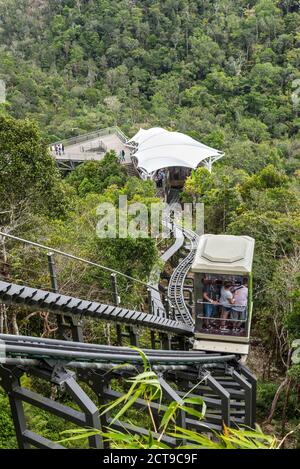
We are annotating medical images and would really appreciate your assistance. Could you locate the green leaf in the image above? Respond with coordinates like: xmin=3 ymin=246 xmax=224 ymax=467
xmin=110 ymin=389 xmax=142 ymax=425
xmin=160 ymin=401 xmax=178 ymax=429
xmin=168 ymin=430 xmax=220 ymax=448
xmin=182 ymin=396 xmax=207 ymax=417
xmin=183 ymin=396 xmax=205 ymax=405
xmin=178 ymin=405 xmax=205 ymax=420
xmin=101 ymin=431 xmax=135 ymax=443
xmin=128 ymin=371 xmax=157 ymax=380
xmin=130 ymin=346 xmax=151 ymax=371
xmin=100 ymin=392 xmax=128 ymax=416
xmin=148 ymin=430 xmax=154 ymax=448
xmin=59 ymin=428 xmax=95 ymax=435
xmin=57 ymin=430 xmax=100 ymax=443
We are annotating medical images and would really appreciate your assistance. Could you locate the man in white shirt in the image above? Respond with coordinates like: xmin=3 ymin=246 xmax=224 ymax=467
xmin=219 ymin=281 xmax=235 ymax=332
xmin=231 ymin=280 xmax=248 ymax=332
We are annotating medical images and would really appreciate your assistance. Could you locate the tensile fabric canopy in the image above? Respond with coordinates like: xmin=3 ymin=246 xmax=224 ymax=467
xmin=126 ymin=127 xmax=224 ymax=174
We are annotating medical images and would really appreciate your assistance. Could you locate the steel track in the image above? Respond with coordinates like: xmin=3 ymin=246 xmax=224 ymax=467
xmin=167 ymin=226 xmax=199 ymax=327
xmin=0 ymin=333 xmax=236 ymax=366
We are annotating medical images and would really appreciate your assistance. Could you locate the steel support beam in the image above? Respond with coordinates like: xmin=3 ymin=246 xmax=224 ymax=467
xmin=64 ymin=375 xmax=102 ymax=449
xmin=22 ymin=430 xmax=65 ymax=449
xmin=0 ymin=363 xmax=102 ymax=449
xmin=0 ymin=369 xmax=31 ymax=449
xmin=158 ymin=376 xmax=186 ymax=445
xmin=205 ymin=374 xmax=230 ymax=427
xmin=240 ymin=364 xmax=257 ymax=428
xmin=231 ymin=369 xmax=253 ymax=428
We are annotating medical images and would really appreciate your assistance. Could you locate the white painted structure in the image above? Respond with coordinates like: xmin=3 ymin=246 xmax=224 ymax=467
xmin=127 ymin=127 xmax=224 ymax=175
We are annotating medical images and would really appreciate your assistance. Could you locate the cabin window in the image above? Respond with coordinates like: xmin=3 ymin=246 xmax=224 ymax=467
xmin=195 ymin=274 xmax=249 ymax=337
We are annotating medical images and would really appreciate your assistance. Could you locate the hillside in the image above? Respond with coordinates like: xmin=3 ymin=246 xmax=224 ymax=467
xmin=0 ymin=0 xmax=299 ymax=174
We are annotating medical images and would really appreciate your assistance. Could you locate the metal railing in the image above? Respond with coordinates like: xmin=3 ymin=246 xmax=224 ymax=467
xmin=51 ymin=126 xmax=128 ymax=148
xmin=0 ymin=335 xmax=256 ymax=449
xmin=0 ymin=231 xmax=177 ymax=314
xmin=197 ymin=301 xmax=248 ymax=318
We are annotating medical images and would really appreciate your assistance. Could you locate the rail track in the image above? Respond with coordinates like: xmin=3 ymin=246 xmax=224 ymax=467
xmin=167 ymin=226 xmax=199 ymax=327
xmin=0 ymin=333 xmax=235 ymax=366
xmin=0 ymin=330 xmax=256 ymax=449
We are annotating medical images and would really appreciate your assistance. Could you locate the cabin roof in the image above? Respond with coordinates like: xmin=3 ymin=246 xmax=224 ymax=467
xmin=191 ymin=234 xmax=255 ymax=275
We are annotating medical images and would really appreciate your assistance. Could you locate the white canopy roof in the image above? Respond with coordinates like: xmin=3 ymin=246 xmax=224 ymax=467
xmin=126 ymin=128 xmax=224 ymax=174
xmin=126 ymin=127 xmax=166 ymax=146
xmin=191 ymin=234 xmax=255 ymax=275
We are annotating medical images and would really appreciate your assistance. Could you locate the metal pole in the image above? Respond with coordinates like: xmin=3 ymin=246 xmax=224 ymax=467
xmin=151 ymin=331 xmax=156 ymax=350
xmin=160 ymin=333 xmax=171 ymax=350
xmin=128 ymin=326 xmax=138 ymax=347
xmin=111 ymin=274 xmax=122 ymax=345
xmin=48 ymin=251 xmax=64 ymax=339
xmin=47 ymin=252 xmax=58 ymax=293
xmin=110 ymin=273 xmax=119 ymax=306
xmin=147 ymin=288 xmax=153 ymax=315
xmin=47 ymin=252 xmax=83 ymax=342
xmin=164 ymin=298 xmax=170 ymax=319
xmin=170 ymin=304 xmax=176 ymax=320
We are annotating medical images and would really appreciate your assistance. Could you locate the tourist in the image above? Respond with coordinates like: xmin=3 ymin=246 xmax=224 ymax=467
xmin=156 ymin=171 xmax=163 ymax=188
xmin=203 ymin=277 xmax=217 ymax=329
xmin=219 ymin=281 xmax=235 ymax=332
xmin=231 ymin=279 xmax=248 ymax=333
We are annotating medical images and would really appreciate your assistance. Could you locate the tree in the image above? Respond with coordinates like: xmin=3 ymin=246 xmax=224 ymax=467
xmin=237 ymin=117 xmax=269 ymax=143
xmin=182 ymin=167 xmax=215 ymax=202
xmin=189 ymin=31 xmax=225 ymax=79
xmin=0 ymin=115 xmax=69 ymax=335
xmin=204 ymin=181 xmax=242 ymax=233
xmin=254 ymin=0 xmax=284 ymax=41
xmin=239 ymin=164 xmax=289 ymax=200
xmin=0 ymin=115 xmax=68 ymax=230
xmin=67 ymin=151 xmax=128 ymax=197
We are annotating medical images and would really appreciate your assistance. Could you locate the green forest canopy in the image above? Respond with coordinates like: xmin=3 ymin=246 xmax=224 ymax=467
xmin=0 ymin=0 xmax=299 ymax=175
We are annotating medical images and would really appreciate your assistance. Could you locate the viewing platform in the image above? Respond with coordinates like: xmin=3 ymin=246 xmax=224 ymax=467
xmin=51 ymin=125 xmax=224 ymax=181
xmin=51 ymin=126 xmax=131 ymax=171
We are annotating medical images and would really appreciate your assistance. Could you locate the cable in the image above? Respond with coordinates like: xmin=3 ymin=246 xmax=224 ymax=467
xmin=0 ymin=231 xmax=168 ymax=299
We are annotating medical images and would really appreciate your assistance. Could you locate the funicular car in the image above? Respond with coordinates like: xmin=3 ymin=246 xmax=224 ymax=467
xmin=191 ymin=234 xmax=255 ymax=357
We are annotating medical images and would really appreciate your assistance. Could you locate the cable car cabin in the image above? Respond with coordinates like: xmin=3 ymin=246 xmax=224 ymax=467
xmin=191 ymin=234 xmax=255 ymax=357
